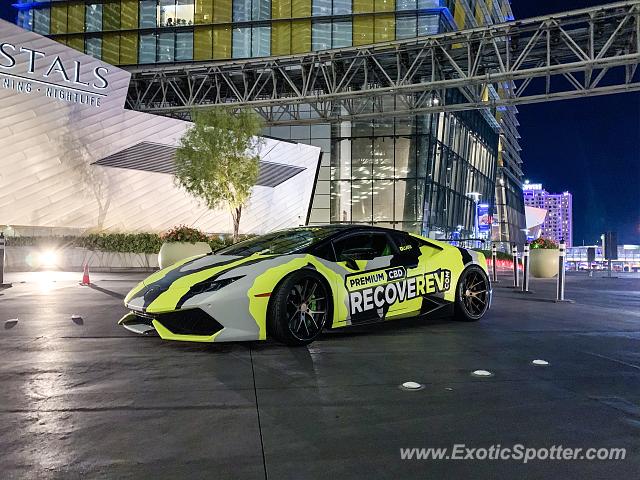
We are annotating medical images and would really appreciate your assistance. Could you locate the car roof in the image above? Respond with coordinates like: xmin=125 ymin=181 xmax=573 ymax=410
xmin=298 ymin=224 xmax=396 ymax=234
xmin=294 ymin=224 xmax=413 ymax=241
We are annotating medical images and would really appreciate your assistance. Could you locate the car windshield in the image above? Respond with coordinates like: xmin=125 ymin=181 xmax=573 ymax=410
xmin=216 ymin=228 xmax=336 ymax=256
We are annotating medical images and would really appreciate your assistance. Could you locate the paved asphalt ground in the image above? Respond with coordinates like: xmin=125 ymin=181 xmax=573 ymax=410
xmin=0 ymin=270 xmax=639 ymax=479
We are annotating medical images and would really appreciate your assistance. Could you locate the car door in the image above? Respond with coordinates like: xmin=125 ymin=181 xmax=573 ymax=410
xmin=387 ymin=231 xmax=454 ymax=317
xmin=383 ymin=231 xmax=433 ymax=319
xmin=330 ymin=230 xmax=399 ymax=324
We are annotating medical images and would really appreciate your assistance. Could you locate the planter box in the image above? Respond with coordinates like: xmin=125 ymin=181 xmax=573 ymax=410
xmin=530 ymin=248 xmax=559 ymax=278
xmin=158 ymin=241 xmax=212 ymax=269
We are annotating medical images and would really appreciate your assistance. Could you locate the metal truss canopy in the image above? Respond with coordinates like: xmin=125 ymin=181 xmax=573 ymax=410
xmin=126 ymin=1 xmax=640 ymax=125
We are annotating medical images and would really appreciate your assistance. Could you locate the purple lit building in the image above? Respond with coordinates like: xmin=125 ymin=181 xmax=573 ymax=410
xmin=523 ymin=182 xmax=573 ymax=247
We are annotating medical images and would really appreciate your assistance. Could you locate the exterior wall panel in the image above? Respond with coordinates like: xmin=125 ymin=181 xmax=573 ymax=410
xmin=214 ymin=0 xmax=233 ymax=23
xmin=272 ymin=20 xmax=291 ymax=55
xmin=195 ymin=0 xmax=214 ymax=23
xmin=121 ymin=0 xmax=139 ymax=30
xmin=375 ymin=14 xmax=395 ymax=42
xmin=194 ymin=25 xmax=213 ymax=60
xmin=353 ymin=14 xmax=374 ymax=45
xmin=0 ymin=20 xmax=320 ymax=235
xmin=213 ymin=25 xmax=232 ymax=59
xmin=50 ymin=4 xmax=68 ymax=34
xmin=103 ymin=1 xmax=122 ymax=31
xmin=291 ymin=19 xmax=310 ymax=53
xmin=103 ymin=32 xmax=121 ymax=64
xmin=272 ymin=0 xmax=292 ymax=19
xmin=67 ymin=2 xmax=84 ymax=34
xmin=120 ymin=31 xmax=139 ymax=63
xmin=291 ymin=0 xmax=311 ymax=17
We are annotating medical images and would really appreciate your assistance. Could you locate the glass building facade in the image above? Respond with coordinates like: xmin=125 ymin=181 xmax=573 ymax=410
xmin=13 ymin=0 xmax=494 ymax=64
xmin=264 ymin=101 xmax=497 ymax=238
xmin=10 ymin=0 xmax=525 ymax=243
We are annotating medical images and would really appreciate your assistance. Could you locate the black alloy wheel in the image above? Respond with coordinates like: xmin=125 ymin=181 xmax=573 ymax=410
xmin=270 ymin=270 xmax=330 ymax=346
xmin=455 ymin=265 xmax=490 ymax=322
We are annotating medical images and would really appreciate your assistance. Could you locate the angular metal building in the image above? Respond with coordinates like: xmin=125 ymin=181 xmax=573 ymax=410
xmin=6 ymin=0 xmax=533 ymax=244
xmin=0 ymin=19 xmax=321 ymax=234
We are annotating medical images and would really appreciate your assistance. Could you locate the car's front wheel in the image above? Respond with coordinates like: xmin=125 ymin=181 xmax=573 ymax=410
xmin=269 ymin=270 xmax=331 ymax=346
xmin=454 ymin=265 xmax=490 ymax=322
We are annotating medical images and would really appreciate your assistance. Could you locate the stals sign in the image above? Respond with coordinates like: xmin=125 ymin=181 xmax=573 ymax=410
xmin=0 ymin=41 xmax=109 ymax=108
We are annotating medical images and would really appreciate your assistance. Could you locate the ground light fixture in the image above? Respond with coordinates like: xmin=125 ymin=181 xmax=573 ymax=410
xmin=532 ymin=359 xmax=550 ymax=366
xmin=471 ymin=369 xmax=494 ymax=377
xmin=4 ymin=319 xmax=18 ymax=329
xmin=400 ymin=381 xmax=425 ymax=391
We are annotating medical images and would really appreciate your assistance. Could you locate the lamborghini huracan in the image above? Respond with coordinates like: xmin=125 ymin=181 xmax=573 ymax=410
xmin=120 ymin=225 xmax=491 ymax=346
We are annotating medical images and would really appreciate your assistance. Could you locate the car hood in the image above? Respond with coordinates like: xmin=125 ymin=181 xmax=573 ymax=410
xmin=144 ymin=254 xmax=242 ymax=286
xmin=124 ymin=253 xmax=272 ymax=307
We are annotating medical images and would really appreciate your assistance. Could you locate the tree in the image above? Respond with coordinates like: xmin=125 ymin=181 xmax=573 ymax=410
xmin=175 ymin=108 xmax=263 ymax=240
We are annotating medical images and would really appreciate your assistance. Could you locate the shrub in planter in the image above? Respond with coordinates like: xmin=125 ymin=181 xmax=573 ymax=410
xmin=81 ymin=233 xmax=163 ymax=254
xmin=529 ymin=237 xmax=560 ymax=278
xmin=530 ymin=237 xmax=559 ymax=250
xmin=158 ymin=225 xmax=212 ymax=269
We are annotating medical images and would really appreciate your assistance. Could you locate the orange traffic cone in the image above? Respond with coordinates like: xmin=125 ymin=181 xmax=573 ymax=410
xmin=80 ymin=263 xmax=90 ymax=286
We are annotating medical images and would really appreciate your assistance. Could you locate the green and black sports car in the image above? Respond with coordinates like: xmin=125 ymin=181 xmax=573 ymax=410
xmin=120 ymin=225 xmax=491 ymax=346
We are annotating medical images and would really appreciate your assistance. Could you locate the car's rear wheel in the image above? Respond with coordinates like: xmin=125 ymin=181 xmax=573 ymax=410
xmin=454 ymin=265 xmax=490 ymax=322
xmin=269 ymin=270 xmax=330 ymax=346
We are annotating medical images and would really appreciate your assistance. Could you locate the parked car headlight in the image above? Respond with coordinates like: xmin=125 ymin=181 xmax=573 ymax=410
xmin=181 ymin=276 xmax=245 ymax=303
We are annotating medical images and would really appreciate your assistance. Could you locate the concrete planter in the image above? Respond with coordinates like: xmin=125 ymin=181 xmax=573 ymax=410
xmin=530 ymin=248 xmax=559 ymax=278
xmin=158 ymin=241 xmax=211 ymax=269
xmin=4 ymin=246 xmax=158 ymax=272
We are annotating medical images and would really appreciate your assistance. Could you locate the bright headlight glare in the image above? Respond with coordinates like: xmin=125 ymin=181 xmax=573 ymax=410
xmin=39 ymin=250 xmax=58 ymax=267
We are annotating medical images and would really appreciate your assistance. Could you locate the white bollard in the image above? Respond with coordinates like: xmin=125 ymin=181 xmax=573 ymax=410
xmin=556 ymin=240 xmax=566 ymax=301
xmin=512 ymin=244 xmax=519 ymax=288
xmin=522 ymin=243 xmax=531 ymax=293
xmin=491 ymin=243 xmax=498 ymax=283
xmin=554 ymin=240 xmax=574 ymax=303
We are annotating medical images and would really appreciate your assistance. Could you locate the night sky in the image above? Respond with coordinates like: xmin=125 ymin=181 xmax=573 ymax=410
xmin=511 ymin=0 xmax=640 ymax=245
xmin=1 ymin=1 xmax=638 ymax=243
xmin=0 ymin=4 xmax=14 ymax=23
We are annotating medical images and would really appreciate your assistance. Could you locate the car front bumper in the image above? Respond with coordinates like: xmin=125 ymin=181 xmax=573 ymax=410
xmin=119 ymin=308 xmax=225 ymax=342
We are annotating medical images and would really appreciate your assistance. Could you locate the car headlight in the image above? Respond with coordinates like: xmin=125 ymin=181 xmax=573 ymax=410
xmin=186 ymin=276 xmax=244 ymax=297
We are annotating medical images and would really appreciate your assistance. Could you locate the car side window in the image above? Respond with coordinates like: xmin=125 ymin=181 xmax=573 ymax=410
xmin=332 ymin=233 xmax=395 ymax=262
xmin=311 ymin=241 xmax=336 ymax=262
